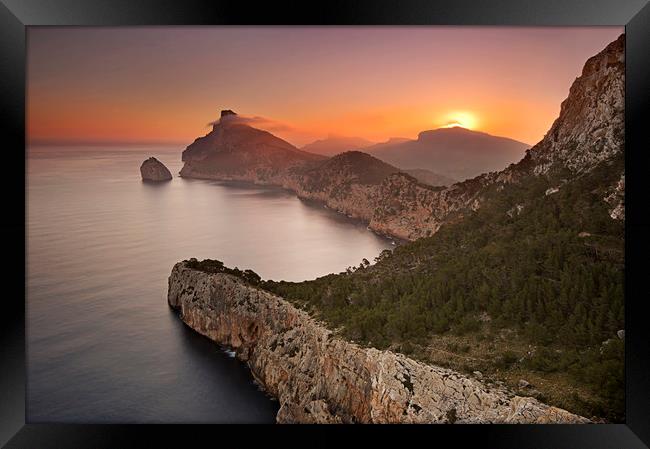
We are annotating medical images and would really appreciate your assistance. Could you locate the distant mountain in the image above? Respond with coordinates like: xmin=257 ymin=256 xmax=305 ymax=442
xmin=180 ymin=110 xmax=324 ymax=183
xmin=301 ymin=136 xmax=376 ymax=157
xmin=366 ymin=128 xmax=529 ymax=181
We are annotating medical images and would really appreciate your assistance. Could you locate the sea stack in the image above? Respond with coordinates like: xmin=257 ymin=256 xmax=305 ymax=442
xmin=140 ymin=157 xmax=172 ymax=182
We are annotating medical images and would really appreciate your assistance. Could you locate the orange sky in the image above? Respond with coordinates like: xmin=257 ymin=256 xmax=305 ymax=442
xmin=27 ymin=27 xmax=622 ymax=147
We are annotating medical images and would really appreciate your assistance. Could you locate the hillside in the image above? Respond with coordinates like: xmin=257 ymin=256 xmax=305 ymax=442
xmin=262 ymin=34 xmax=626 ymax=421
xmin=266 ymin=153 xmax=624 ymax=421
xmin=403 ymin=168 xmax=456 ymax=187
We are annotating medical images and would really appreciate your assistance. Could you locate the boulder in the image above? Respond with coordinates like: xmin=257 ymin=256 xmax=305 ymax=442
xmin=140 ymin=157 xmax=172 ymax=182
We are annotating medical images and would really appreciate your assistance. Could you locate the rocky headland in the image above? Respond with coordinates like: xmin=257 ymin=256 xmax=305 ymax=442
xmin=168 ymin=260 xmax=588 ymax=424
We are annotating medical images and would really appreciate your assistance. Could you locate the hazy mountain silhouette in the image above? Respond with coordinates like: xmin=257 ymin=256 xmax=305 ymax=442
xmin=366 ymin=127 xmax=529 ymax=181
xmin=301 ymin=135 xmax=376 ymax=157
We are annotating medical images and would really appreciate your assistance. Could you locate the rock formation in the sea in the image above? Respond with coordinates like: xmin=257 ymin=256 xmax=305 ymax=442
xmin=140 ymin=157 xmax=172 ymax=182
xmin=168 ymin=261 xmax=589 ymax=424
xmin=179 ymin=34 xmax=625 ymax=242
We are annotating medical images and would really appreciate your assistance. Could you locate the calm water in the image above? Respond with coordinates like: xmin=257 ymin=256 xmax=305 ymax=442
xmin=26 ymin=145 xmax=393 ymax=423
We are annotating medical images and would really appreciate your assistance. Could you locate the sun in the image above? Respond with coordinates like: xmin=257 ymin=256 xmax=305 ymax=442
xmin=439 ymin=111 xmax=478 ymax=130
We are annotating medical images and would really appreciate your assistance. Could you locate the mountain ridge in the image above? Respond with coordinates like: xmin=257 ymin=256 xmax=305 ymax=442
xmin=366 ymin=126 xmax=530 ymax=181
xmin=300 ymin=135 xmax=376 ymax=157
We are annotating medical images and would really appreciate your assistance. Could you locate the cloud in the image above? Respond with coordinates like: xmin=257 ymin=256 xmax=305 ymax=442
xmin=207 ymin=114 xmax=295 ymax=133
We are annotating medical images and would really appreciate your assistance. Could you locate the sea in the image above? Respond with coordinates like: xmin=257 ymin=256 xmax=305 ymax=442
xmin=26 ymin=144 xmax=393 ymax=423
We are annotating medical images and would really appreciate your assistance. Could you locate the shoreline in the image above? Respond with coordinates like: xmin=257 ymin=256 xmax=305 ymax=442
xmin=178 ymin=172 xmax=408 ymax=246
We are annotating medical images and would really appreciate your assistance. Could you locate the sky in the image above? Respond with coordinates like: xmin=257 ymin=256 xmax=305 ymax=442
xmin=27 ymin=26 xmax=623 ymax=148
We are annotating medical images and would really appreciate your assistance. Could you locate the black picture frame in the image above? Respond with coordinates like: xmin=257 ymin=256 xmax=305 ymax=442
xmin=2 ymin=0 xmax=649 ymax=447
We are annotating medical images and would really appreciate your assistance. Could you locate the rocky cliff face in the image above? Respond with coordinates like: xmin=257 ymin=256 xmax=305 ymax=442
xmin=281 ymin=151 xmax=398 ymax=223
xmin=168 ymin=261 xmax=589 ymax=424
xmin=526 ymin=34 xmax=624 ymax=175
xmin=140 ymin=157 xmax=172 ymax=182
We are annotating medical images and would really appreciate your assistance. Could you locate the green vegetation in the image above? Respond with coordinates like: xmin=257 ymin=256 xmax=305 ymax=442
xmin=185 ymin=258 xmax=262 ymax=285
xmin=261 ymin=155 xmax=625 ymax=421
xmin=185 ymin=155 xmax=624 ymax=421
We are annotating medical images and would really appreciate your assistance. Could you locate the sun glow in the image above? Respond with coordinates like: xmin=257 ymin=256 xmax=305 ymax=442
xmin=439 ymin=112 xmax=479 ymax=130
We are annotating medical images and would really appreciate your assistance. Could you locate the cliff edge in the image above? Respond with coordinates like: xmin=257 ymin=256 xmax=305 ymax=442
xmin=168 ymin=261 xmax=588 ymax=424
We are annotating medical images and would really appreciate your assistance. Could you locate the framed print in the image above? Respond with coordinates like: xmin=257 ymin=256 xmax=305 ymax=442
xmin=2 ymin=0 xmax=649 ymax=447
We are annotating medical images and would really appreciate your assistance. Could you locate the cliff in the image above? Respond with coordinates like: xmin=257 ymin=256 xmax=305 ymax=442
xmin=168 ymin=261 xmax=589 ymax=424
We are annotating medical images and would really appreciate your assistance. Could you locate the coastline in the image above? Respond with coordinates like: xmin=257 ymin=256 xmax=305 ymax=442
xmin=179 ymin=173 xmax=407 ymax=245
xmin=167 ymin=261 xmax=589 ymax=424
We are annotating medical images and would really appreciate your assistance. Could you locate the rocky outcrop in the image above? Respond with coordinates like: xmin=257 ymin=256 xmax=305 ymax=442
xmin=168 ymin=261 xmax=589 ymax=424
xmin=605 ymin=173 xmax=625 ymax=220
xmin=526 ymin=34 xmax=624 ymax=175
xmin=140 ymin=157 xmax=172 ymax=182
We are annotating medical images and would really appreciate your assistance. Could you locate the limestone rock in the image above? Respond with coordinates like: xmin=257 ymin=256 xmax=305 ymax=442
xmin=605 ymin=174 xmax=625 ymax=220
xmin=167 ymin=262 xmax=589 ymax=424
xmin=140 ymin=157 xmax=172 ymax=182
